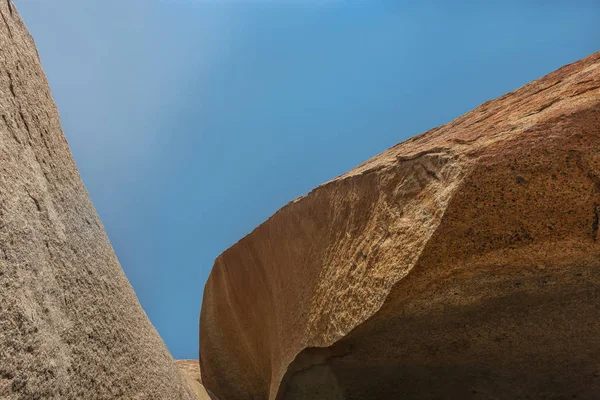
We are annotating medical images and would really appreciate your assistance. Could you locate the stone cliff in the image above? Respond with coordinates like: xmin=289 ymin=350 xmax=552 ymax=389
xmin=0 ymin=2 xmax=196 ymax=399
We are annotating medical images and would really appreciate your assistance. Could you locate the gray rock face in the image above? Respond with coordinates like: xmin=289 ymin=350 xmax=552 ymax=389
xmin=0 ymin=2 xmax=195 ymax=399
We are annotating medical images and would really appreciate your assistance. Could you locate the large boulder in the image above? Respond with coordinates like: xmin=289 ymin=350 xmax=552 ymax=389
xmin=0 ymin=2 xmax=195 ymax=399
xmin=200 ymin=51 xmax=600 ymax=399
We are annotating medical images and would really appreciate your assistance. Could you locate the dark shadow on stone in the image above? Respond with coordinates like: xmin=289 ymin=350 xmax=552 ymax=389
xmin=277 ymin=258 xmax=600 ymax=400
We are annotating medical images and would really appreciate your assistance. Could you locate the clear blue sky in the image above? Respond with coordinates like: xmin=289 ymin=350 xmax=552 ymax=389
xmin=15 ymin=0 xmax=599 ymax=359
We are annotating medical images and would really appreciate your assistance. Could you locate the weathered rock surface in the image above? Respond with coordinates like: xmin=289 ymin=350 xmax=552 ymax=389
xmin=177 ymin=360 xmax=213 ymax=400
xmin=200 ymin=51 xmax=600 ymax=400
xmin=0 ymin=2 xmax=195 ymax=399
xmin=177 ymin=360 xmax=203 ymax=386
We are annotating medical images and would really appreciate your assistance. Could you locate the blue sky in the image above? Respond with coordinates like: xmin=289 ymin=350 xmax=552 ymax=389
xmin=15 ymin=0 xmax=600 ymax=359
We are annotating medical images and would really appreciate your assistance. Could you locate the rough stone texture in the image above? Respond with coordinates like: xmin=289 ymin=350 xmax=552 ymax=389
xmin=176 ymin=360 xmax=213 ymax=400
xmin=200 ymin=51 xmax=600 ymax=400
xmin=0 ymin=2 xmax=195 ymax=399
xmin=177 ymin=360 xmax=203 ymax=385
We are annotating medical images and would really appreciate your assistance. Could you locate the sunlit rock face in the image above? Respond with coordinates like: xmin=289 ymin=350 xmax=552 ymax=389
xmin=0 ymin=2 xmax=196 ymax=399
xmin=200 ymin=51 xmax=600 ymax=400
xmin=177 ymin=360 xmax=213 ymax=400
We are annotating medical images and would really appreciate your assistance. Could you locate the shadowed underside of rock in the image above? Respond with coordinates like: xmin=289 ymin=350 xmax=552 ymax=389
xmin=200 ymin=51 xmax=600 ymax=400
xmin=0 ymin=2 xmax=195 ymax=399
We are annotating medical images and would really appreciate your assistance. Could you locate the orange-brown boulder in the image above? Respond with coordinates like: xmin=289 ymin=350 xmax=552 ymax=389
xmin=200 ymin=51 xmax=600 ymax=399
xmin=0 ymin=2 xmax=195 ymax=399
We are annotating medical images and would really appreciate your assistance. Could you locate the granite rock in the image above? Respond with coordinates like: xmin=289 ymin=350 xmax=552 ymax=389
xmin=0 ymin=2 xmax=195 ymax=399
xmin=200 ymin=51 xmax=600 ymax=399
